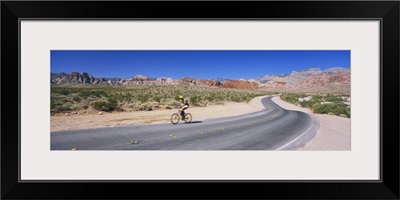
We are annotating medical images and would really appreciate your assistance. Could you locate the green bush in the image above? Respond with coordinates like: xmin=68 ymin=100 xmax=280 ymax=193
xmin=137 ymin=94 xmax=150 ymax=103
xmin=92 ymin=98 xmax=119 ymax=111
xmin=299 ymin=101 xmax=314 ymax=108
xmin=281 ymin=93 xmax=350 ymax=118
xmin=79 ymin=90 xmax=91 ymax=99
xmin=51 ymin=97 xmax=57 ymax=110
xmin=313 ymin=103 xmax=350 ymax=118
xmin=124 ymin=93 xmax=133 ymax=102
xmin=190 ymin=96 xmax=201 ymax=106
xmin=229 ymin=95 xmax=242 ymax=103
xmin=281 ymin=93 xmax=306 ymax=104
xmin=70 ymin=104 xmax=83 ymax=111
xmin=323 ymin=94 xmax=344 ymax=103
xmin=91 ymin=90 xmax=108 ymax=98
xmin=73 ymin=96 xmax=82 ymax=102
xmin=205 ymin=93 xmax=217 ymax=102
xmin=54 ymin=88 xmax=71 ymax=95
xmin=154 ymin=96 xmax=162 ymax=103
xmin=52 ymin=106 xmax=71 ymax=113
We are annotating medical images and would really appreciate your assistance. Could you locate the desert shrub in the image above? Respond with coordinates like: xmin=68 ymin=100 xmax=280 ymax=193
xmin=52 ymin=106 xmax=71 ymax=113
xmin=313 ymin=103 xmax=350 ymax=118
xmin=137 ymin=94 xmax=150 ymax=103
xmin=92 ymin=101 xmax=107 ymax=111
xmin=78 ymin=90 xmax=91 ymax=99
xmin=50 ymin=96 xmax=57 ymax=110
xmin=229 ymin=95 xmax=242 ymax=103
xmin=70 ymin=104 xmax=83 ymax=111
xmin=311 ymin=95 xmax=324 ymax=102
xmin=51 ymin=85 xmax=271 ymax=113
xmin=138 ymin=103 xmax=152 ymax=111
xmin=91 ymin=90 xmax=108 ymax=98
xmin=190 ymin=96 xmax=201 ymax=106
xmin=281 ymin=93 xmax=350 ymax=118
xmin=233 ymin=94 xmax=255 ymax=103
xmin=124 ymin=93 xmax=132 ymax=102
xmin=299 ymin=101 xmax=312 ymax=108
xmin=61 ymin=88 xmax=71 ymax=95
xmin=281 ymin=93 xmax=306 ymax=104
xmin=73 ymin=96 xmax=82 ymax=102
xmin=205 ymin=93 xmax=216 ymax=102
xmin=51 ymin=102 xmax=73 ymax=112
xmin=154 ymin=96 xmax=162 ymax=103
xmin=92 ymin=98 xmax=119 ymax=111
xmin=323 ymin=94 xmax=344 ymax=103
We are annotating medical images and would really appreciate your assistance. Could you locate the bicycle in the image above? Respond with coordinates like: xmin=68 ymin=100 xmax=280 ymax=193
xmin=170 ymin=107 xmax=192 ymax=124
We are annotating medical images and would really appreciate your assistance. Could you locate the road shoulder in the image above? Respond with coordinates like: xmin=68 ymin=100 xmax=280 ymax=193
xmin=51 ymin=95 xmax=269 ymax=132
xmin=271 ymin=96 xmax=351 ymax=150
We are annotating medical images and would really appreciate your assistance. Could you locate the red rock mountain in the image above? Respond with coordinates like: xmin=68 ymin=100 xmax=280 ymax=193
xmin=178 ymin=77 xmax=222 ymax=87
xmin=258 ymin=67 xmax=350 ymax=89
xmin=222 ymin=80 xmax=259 ymax=90
xmin=51 ymin=67 xmax=350 ymax=90
xmin=296 ymin=72 xmax=350 ymax=88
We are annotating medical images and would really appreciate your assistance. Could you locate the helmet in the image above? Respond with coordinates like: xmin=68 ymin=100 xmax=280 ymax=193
xmin=179 ymin=95 xmax=184 ymax=99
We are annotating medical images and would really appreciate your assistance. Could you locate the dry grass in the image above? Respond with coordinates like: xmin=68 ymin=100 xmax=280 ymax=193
xmin=51 ymin=84 xmax=274 ymax=113
xmin=260 ymin=85 xmax=350 ymax=96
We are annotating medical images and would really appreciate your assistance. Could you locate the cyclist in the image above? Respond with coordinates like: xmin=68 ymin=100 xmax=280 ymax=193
xmin=178 ymin=95 xmax=189 ymax=119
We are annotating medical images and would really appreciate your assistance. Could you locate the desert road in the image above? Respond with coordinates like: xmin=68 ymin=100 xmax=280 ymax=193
xmin=51 ymin=96 xmax=320 ymax=150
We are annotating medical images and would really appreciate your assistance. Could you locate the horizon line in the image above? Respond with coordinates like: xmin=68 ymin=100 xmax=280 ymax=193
xmin=51 ymin=66 xmax=350 ymax=79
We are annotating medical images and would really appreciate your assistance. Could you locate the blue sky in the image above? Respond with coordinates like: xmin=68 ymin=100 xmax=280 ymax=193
xmin=51 ymin=50 xmax=350 ymax=80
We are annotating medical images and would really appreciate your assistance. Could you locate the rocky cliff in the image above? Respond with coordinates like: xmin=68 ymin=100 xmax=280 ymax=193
xmin=51 ymin=67 xmax=350 ymax=90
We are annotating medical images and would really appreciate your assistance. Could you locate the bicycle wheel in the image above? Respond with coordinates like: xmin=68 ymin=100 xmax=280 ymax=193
xmin=184 ymin=113 xmax=192 ymax=123
xmin=170 ymin=113 xmax=180 ymax=124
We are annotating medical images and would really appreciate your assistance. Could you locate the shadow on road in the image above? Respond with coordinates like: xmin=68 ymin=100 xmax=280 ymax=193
xmin=188 ymin=121 xmax=203 ymax=124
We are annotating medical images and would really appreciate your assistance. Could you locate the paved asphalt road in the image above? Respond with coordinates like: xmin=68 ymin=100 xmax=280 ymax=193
xmin=51 ymin=96 xmax=320 ymax=150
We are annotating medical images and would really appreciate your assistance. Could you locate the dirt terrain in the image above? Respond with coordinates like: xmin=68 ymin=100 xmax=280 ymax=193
xmin=51 ymin=95 xmax=350 ymax=150
xmin=51 ymin=96 xmax=267 ymax=132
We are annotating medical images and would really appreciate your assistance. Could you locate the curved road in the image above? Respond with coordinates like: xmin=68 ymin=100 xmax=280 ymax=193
xmin=51 ymin=96 xmax=319 ymax=150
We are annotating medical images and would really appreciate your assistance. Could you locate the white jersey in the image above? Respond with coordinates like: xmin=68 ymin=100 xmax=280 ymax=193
xmin=180 ymin=98 xmax=189 ymax=106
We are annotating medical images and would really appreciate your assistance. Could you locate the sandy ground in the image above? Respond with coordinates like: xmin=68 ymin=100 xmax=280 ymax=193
xmin=51 ymin=95 xmax=267 ymax=132
xmin=271 ymin=96 xmax=351 ymax=150
xmin=51 ymin=95 xmax=350 ymax=150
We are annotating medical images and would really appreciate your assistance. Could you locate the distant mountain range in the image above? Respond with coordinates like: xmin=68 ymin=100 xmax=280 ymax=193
xmin=51 ymin=67 xmax=350 ymax=90
xmin=254 ymin=67 xmax=350 ymax=83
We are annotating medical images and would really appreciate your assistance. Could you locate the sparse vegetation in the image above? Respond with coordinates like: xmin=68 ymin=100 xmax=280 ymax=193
xmin=313 ymin=103 xmax=350 ymax=117
xmin=281 ymin=93 xmax=350 ymax=118
xmin=260 ymin=85 xmax=350 ymax=96
xmin=92 ymin=97 xmax=119 ymax=111
xmin=72 ymin=96 xmax=82 ymax=102
xmin=51 ymin=85 xmax=273 ymax=113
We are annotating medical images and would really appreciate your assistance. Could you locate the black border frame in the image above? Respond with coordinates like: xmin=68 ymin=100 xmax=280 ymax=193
xmin=2 ymin=1 xmax=399 ymax=199
xmin=18 ymin=18 xmax=381 ymax=183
